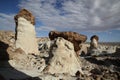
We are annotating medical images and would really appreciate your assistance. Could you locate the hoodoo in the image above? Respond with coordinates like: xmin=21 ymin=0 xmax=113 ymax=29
xmin=44 ymin=37 xmax=83 ymax=75
xmin=14 ymin=9 xmax=39 ymax=55
xmin=49 ymin=31 xmax=87 ymax=55
xmin=90 ymin=35 xmax=99 ymax=49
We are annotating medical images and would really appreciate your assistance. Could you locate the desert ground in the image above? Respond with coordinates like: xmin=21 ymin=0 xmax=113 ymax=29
xmin=0 ymin=31 xmax=120 ymax=80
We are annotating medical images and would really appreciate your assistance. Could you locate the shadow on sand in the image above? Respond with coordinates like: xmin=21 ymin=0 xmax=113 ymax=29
xmin=85 ymin=48 xmax=120 ymax=72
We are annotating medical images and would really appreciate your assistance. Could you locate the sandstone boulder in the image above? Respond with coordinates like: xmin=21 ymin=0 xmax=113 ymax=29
xmin=49 ymin=31 xmax=87 ymax=55
xmin=44 ymin=37 xmax=83 ymax=75
xmin=14 ymin=9 xmax=35 ymax=26
xmin=0 ymin=31 xmax=15 ymax=46
xmin=14 ymin=9 xmax=39 ymax=55
xmin=9 ymin=48 xmax=45 ymax=72
xmin=79 ymin=44 xmax=89 ymax=56
xmin=0 ymin=31 xmax=15 ymax=60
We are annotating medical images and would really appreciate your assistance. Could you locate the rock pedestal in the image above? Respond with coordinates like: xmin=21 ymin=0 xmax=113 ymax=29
xmin=14 ymin=9 xmax=39 ymax=55
xmin=89 ymin=35 xmax=100 ymax=56
xmin=90 ymin=35 xmax=99 ymax=49
xmin=44 ymin=37 xmax=83 ymax=75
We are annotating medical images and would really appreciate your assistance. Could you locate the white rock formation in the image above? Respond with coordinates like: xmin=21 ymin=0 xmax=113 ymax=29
xmin=9 ymin=48 xmax=45 ymax=72
xmin=14 ymin=9 xmax=39 ymax=55
xmin=44 ymin=37 xmax=83 ymax=75
xmin=79 ymin=44 xmax=88 ymax=56
xmin=88 ymin=35 xmax=100 ymax=56
xmin=90 ymin=35 xmax=99 ymax=49
xmin=38 ymin=41 xmax=51 ymax=57
xmin=91 ymin=38 xmax=98 ymax=49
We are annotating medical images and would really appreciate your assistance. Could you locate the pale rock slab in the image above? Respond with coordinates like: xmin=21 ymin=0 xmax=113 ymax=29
xmin=9 ymin=48 xmax=46 ymax=72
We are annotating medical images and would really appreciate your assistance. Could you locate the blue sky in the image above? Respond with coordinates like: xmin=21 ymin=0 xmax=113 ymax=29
xmin=0 ymin=0 xmax=120 ymax=42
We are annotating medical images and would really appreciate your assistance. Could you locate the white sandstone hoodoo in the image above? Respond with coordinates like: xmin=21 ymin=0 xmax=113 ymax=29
xmin=90 ymin=35 xmax=99 ymax=49
xmin=88 ymin=35 xmax=100 ymax=56
xmin=14 ymin=9 xmax=39 ymax=55
xmin=44 ymin=37 xmax=83 ymax=75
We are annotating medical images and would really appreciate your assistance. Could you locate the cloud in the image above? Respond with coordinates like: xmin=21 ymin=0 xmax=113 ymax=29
xmin=36 ymin=26 xmax=56 ymax=31
xmin=0 ymin=13 xmax=15 ymax=31
xmin=0 ymin=0 xmax=120 ymax=33
xmin=18 ymin=0 xmax=120 ymax=32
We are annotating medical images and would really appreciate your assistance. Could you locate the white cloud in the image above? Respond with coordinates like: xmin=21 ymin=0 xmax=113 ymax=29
xmin=36 ymin=26 xmax=56 ymax=31
xmin=0 ymin=13 xmax=15 ymax=31
xmin=18 ymin=0 xmax=120 ymax=32
xmin=0 ymin=0 xmax=120 ymax=33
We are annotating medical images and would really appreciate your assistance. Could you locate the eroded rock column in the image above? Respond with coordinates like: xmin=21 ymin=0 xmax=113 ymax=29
xmin=88 ymin=35 xmax=100 ymax=56
xmin=90 ymin=35 xmax=99 ymax=49
xmin=14 ymin=9 xmax=39 ymax=55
